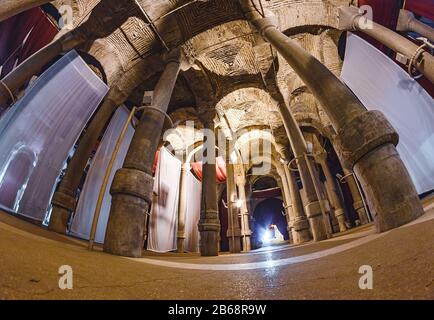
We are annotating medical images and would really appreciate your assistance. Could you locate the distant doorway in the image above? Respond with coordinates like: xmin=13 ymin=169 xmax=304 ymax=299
xmin=253 ymin=198 xmax=289 ymax=248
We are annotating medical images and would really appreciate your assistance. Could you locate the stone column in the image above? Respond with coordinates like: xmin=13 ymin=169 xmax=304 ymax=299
xmin=226 ymin=152 xmax=242 ymax=253
xmin=240 ymin=1 xmax=424 ymax=232
xmin=0 ymin=30 xmax=86 ymax=106
xmin=49 ymin=90 xmax=125 ymax=233
xmin=338 ymin=6 xmax=434 ymax=83
xmin=0 ymin=0 xmax=50 ymax=23
xmin=103 ymin=49 xmax=182 ymax=257
xmin=176 ymin=163 xmax=189 ymax=253
xmin=273 ymin=105 xmax=328 ymax=241
xmin=198 ymin=110 xmax=221 ymax=256
xmin=283 ymin=163 xmax=311 ymax=244
xmin=235 ymin=171 xmax=252 ymax=251
xmin=343 ymin=168 xmax=370 ymax=225
xmin=397 ymin=9 xmax=434 ymax=43
xmin=315 ymin=150 xmax=347 ymax=232
xmin=276 ymin=164 xmax=294 ymax=242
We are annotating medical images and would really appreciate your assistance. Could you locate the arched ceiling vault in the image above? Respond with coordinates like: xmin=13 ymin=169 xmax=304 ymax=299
xmin=48 ymin=0 xmax=352 ymax=157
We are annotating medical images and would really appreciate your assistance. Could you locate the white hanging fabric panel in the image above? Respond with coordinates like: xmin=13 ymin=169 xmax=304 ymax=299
xmin=184 ymin=170 xmax=202 ymax=253
xmin=341 ymin=33 xmax=434 ymax=194
xmin=70 ymin=106 xmax=135 ymax=243
xmin=0 ymin=50 xmax=108 ymax=221
xmin=147 ymin=147 xmax=181 ymax=253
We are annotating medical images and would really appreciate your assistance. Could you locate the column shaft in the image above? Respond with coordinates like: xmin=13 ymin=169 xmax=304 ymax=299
xmin=283 ymin=164 xmax=311 ymax=244
xmin=316 ymin=152 xmax=347 ymax=232
xmin=176 ymin=164 xmax=189 ymax=253
xmin=397 ymin=9 xmax=434 ymax=43
xmin=343 ymin=168 xmax=370 ymax=225
xmin=276 ymin=164 xmax=294 ymax=243
xmin=226 ymin=161 xmax=241 ymax=253
xmin=236 ymin=176 xmax=252 ymax=251
xmin=48 ymin=95 xmax=119 ymax=233
xmin=198 ymin=114 xmax=220 ymax=256
xmin=103 ymin=51 xmax=182 ymax=257
xmin=277 ymin=101 xmax=328 ymax=241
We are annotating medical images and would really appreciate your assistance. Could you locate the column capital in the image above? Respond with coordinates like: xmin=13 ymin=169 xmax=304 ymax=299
xmin=337 ymin=6 xmax=364 ymax=31
xmin=396 ymin=9 xmax=415 ymax=33
xmin=239 ymin=1 xmax=279 ymax=36
xmin=197 ymin=108 xmax=217 ymax=128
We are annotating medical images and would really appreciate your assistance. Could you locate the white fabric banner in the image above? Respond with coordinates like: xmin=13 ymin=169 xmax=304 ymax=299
xmin=0 ymin=50 xmax=108 ymax=221
xmin=70 ymin=106 xmax=135 ymax=243
xmin=341 ymin=33 xmax=434 ymax=194
xmin=184 ymin=170 xmax=202 ymax=253
xmin=147 ymin=147 xmax=181 ymax=253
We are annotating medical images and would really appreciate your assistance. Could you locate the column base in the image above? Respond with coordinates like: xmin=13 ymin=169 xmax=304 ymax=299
xmin=291 ymin=217 xmax=312 ymax=244
xmin=103 ymin=168 xmax=153 ymax=258
xmin=199 ymin=230 xmax=219 ymax=256
xmin=48 ymin=206 xmax=71 ymax=234
xmin=353 ymin=200 xmax=369 ymax=225
xmin=228 ymin=237 xmax=242 ymax=253
xmin=334 ymin=208 xmax=348 ymax=232
xmin=242 ymin=235 xmax=252 ymax=251
xmin=305 ymin=201 xmax=329 ymax=241
xmin=103 ymin=194 xmax=148 ymax=258
xmin=48 ymin=191 xmax=76 ymax=234
xmin=177 ymin=237 xmax=185 ymax=253
xmin=354 ymin=144 xmax=424 ymax=232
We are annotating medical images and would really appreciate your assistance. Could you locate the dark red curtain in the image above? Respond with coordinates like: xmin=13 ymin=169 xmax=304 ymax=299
xmin=191 ymin=156 xmax=227 ymax=183
xmin=0 ymin=8 xmax=58 ymax=77
xmin=405 ymin=0 xmax=434 ymax=21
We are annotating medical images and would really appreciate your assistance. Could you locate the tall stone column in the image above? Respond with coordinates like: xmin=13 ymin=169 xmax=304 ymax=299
xmin=0 ymin=30 xmax=86 ymax=106
xmin=240 ymin=1 xmax=424 ymax=232
xmin=49 ymin=90 xmax=125 ymax=233
xmin=198 ymin=110 xmax=220 ymax=256
xmin=103 ymin=49 xmax=183 ymax=257
xmin=272 ymin=102 xmax=328 ymax=241
xmin=338 ymin=6 xmax=434 ymax=83
xmin=276 ymin=164 xmax=294 ymax=242
xmin=235 ymin=171 xmax=252 ymax=251
xmin=176 ymin=163 xmax=189 ymax=253
xmin=225 ymin=153 xmax=242 ymax=253
xmin=283 ymin=163 xmax=311 ymax=244
xmin=315 ymin=150 xmax=347 ymax=232
xmin=0 ymin=0 xmax=50 ymax=23
xmin=343 ymin=168 xmax=370 ymax=225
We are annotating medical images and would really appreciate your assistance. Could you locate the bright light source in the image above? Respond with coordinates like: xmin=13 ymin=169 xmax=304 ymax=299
xmin=262 ymin=231 xmax=271 ymax=243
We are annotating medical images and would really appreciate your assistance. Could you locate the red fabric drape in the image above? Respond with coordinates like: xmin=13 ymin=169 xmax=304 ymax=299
xmin=0 ymin=8 xmax=57 ymax=77
xmin=405 ymin=0 xmax=434 ymax=21
xmin=191 ymin=156 xmax=227 ymax=183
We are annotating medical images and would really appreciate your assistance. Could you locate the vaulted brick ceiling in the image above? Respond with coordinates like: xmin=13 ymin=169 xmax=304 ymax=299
xmin=51 ymin=0 xmax=353 ymax=153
